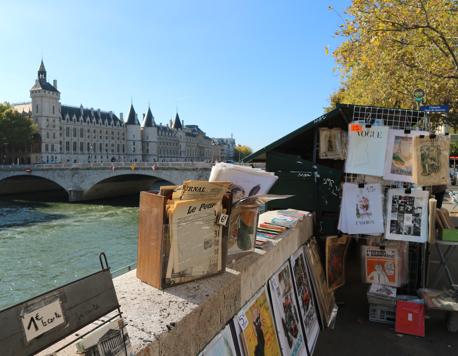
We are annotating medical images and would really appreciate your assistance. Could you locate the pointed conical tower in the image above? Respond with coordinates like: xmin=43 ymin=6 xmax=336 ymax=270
xmin=125 ymin=103 xmax=142 ymax=162
xmin=30 ymin=60 xmax=62 ymax=164
xmin=141 ymin=106 xmax=158 ymax=162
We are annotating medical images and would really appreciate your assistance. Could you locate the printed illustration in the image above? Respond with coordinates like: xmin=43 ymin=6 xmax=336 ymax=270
xmin=291 ymin=248 xmax=320 ymax=354
xmin=391 ymin=135 xmax=413 ymax=176
xmin=326 ymin=235 xmax=350 ymax=290
xmin=385 ymin=189 xmax=429 ymax=243
xmin=363 ymin=246 xmax=399 ymax=287
xmin=237 ymin=288 xmax=281 ymax=356
xmin=420 ymin=144 xmax=441 ymax=176
xmin=200 ymin=324 xmax=237 ymax=356
xmin=269 ymin=263 xmax=306 ymax=356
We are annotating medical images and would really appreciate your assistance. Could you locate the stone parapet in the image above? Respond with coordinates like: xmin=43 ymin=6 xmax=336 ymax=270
xmin=114 ymin=215 xmax=313 ymax=355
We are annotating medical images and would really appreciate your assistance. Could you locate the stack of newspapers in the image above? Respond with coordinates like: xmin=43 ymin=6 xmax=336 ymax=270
xmin=367 ymin=283 xmax=397 ymax=306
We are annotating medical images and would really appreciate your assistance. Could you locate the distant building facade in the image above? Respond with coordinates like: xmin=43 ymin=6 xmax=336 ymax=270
xmin=12 ymin=61 xmax=235 ymax=164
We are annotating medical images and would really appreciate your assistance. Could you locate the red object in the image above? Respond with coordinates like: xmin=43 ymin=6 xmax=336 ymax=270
xmin=395 ymin=300 xmax=425 ymax=337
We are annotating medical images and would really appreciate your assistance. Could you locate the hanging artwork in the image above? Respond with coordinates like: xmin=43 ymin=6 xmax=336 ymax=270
xmin=385 ymin=189 xmax=429 ymax=243
xmin=319 ymin=128 xmax=346 ymax=160
xmin=345 ymin=124 xmax=389 ymax=176
xmin=337 ymin=183 xmax=384 ymax=235
xmin=268 ymin=262 xmax=307 ymax=356
xmin=412 ymin=135 xmax=450 ymax=186
xmin=383 ymin=129 xmax=429 ymax=182
xmin=236 ymin=287 xmax=282 ymax=356
xmin=290 ymin=247 xmax=320 ymax=355
xmin=326 ymin=235 xmax=351 ymax=290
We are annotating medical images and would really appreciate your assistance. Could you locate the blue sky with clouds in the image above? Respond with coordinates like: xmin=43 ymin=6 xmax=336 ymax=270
xmin=0 ymin=0 xmax=349 ymax=151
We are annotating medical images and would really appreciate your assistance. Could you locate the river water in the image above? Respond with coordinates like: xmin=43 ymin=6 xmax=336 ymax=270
xmin=0 ymin=196 xmax=139 ymax=310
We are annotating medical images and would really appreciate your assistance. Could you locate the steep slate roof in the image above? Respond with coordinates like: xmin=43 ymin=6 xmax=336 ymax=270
xmin=142 ymin=107 xmax=156 ymax=127
xmin=171 ymin=113 xmax=183 ymax=129
xmin=31 ymin=60 xmax=59 ymax=93
xmin=61 ymin=105 xmax=122 ymax=125
xmin=126 ymin=104 xmax=140 ymax=125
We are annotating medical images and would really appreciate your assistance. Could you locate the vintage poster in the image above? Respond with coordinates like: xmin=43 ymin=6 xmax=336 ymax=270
xmin=385 ymin=189 xmax=429 ymax=243
xmin=383 ymin=129 xmax=428 ymax=182
xmin=166 ymin=198 xmax=222 ymax=283
xmin=337 ymin=183 xmax=384 ymax=235
xmin=325 ymin=235 xmax=350 ymax=291
xmin=304 ymin=238 xmax=336 ymax=329
xmin=412 ymin=135 xmax=450 ymax=186
xmin=199 ymin=324 xmax=238 ymax=356
xmin=363 ymin=246 xmax=400 ymax=287
xmin=236 ymin=287 xmax=281 ymax=356
xmin=268 ymin=262 xmax=307 ymax=356
xmin=290 ymin=247 xmax=320 ymax=355
xmin=345 ymin=125 xmax=389 ymax=176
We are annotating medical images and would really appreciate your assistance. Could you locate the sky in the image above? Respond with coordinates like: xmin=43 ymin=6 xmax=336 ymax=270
xmin=0 ymin=0 xmax=350 ymax=152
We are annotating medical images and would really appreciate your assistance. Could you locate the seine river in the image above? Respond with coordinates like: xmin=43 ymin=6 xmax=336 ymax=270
xmin=0 ymin=195 xmax=139 ymax=310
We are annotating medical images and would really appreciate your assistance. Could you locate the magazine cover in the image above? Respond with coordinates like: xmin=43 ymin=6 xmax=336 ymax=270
xmin=363 ymin=246 xmax=400 ymax=287
xmin=291 ymin=247 xmax=320 ymax=355
xmin=383 ymin=129 xmax=428 ymax=182
xmin=345 ymin=125 xmax=389 ymax=176
xmin=385 ymin=189 xmax=429 ymax=243
xmin=304 ymin=238 xmax=336 ymax=329
xmin=326 ymin=235 xmax=350 ymax=290
xmin=268 ymin=262 xmax=307 ymax=356
xmin=199 ymin=323 xmax=238 ymax=356
xmin=236 ymin=287 xmax=281 ymax=356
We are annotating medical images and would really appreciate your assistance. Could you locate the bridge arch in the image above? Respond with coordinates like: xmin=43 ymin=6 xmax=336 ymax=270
xmin=0 ymin=174 xmax=69 ymax=199
xmin=83 ymin=173 xmax=174 ymax=200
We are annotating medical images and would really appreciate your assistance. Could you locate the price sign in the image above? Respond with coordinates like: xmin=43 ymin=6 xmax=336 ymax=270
xmin=21 ymin=299 xmax=65 ymax=342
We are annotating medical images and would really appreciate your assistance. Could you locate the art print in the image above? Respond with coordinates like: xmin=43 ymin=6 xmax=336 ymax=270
xmin=383 ymin=129 xmax=428 ymax=182
xmin=199 ymin=324 xmax=238 ymax=356
xmin=338 ymin=183 xmax=384 ymax=235
xmin=269 ymin=262 xmax=307 ymax=356
xmin=385 ymin=189 xmax=429 ymax=243
xmin=290 ymin=248 xmax=320 ymax=355
xmin=236 ymin=287 xmax=281 ymax=356
xmin=412 ymin=135 xmax=450 ymax=185
xmin=326 ymin=235 xmax=350 ymax=290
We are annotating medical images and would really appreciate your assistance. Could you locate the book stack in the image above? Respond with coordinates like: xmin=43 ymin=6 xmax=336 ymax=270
xmin=367 ymin=283 xmax=397 ymax=325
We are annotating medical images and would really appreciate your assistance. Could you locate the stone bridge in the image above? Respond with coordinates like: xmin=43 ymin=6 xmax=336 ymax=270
xmin=0 ymin=162 xmax=212 ymax=201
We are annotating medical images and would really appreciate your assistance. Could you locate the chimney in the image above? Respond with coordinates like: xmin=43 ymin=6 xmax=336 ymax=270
xmin=53 ymin=80 xmax=57 ymax=89
xmin=120 ymin=113 xmax=124 ymax=121
xmin=182 ymin=120 xmax=184 ymax=127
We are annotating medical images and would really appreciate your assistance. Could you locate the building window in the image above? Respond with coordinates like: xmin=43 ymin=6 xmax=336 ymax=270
xmin=51 ymin=144 xmax=54 ymax=152
xmin=80 ymin=128 xmax=84 ymax=138
xmin=73 ymin=142 xmax=77 ymax=152
xmin=80 ymin=142 xmax=84 ymax=152
xmin=66 ymin=127 xmax=70 ymax=137
xmin=122 ymin=144 xmax=125 ymax=153
xmin=99 ymin=143 xmax=102 ymax=152
xmin=45 ymin=144 xmax=48 ymax=152
xmin=52 ymin=106 xmax=55 ymax=115
xmin=66 ymin=142 xmax=70 ymax=152
xmin=73 ymin=128 xmax=77 ymax=137
xmin=87 ymin=143 xmax=90 ymax=152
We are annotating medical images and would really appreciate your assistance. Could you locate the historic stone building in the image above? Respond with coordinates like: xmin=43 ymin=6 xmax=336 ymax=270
xmin=12 ymin=61 xmax=234 ymax=164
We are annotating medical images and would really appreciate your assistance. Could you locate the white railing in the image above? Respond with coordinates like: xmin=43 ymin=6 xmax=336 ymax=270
xmin=0 ymin=161 xmax=214 ymax=170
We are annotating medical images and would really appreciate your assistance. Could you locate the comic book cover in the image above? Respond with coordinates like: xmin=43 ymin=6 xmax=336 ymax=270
xmin=363 ymin=246 xmax=400 ymax=287
xmin=291 ymin=247 xmax=320 ymax=355
xmin=236 ymin=287 xmax=281 ymax=356
xmin=268 ymin=262 xmax=307 ymax=356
